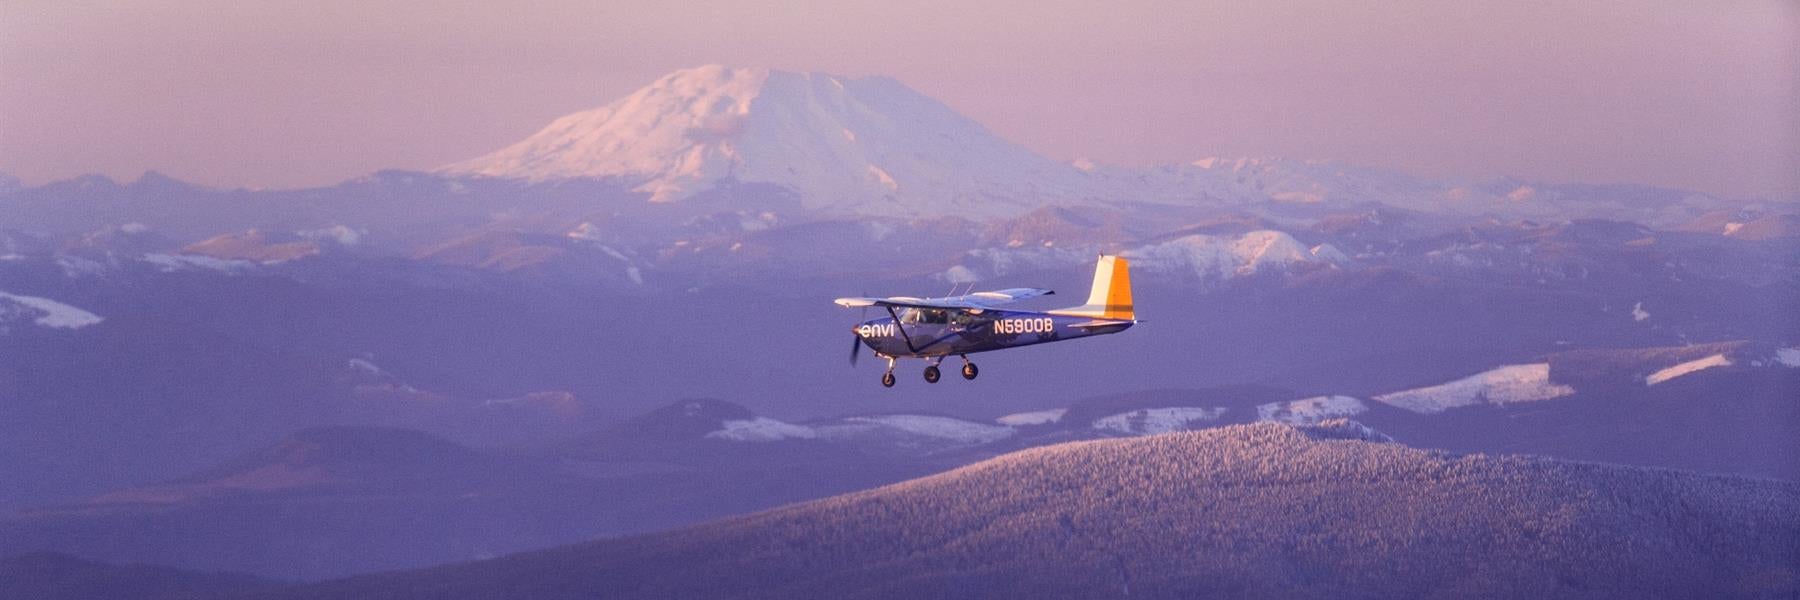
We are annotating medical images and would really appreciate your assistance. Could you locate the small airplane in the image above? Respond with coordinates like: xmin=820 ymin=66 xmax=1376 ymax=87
xmin=836 ymin=255 xmax=1137 ymax=387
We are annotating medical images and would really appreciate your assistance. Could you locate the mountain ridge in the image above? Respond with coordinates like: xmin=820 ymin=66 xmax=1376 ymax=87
xmin=252 ymin=421 xmax=1800 ymax=599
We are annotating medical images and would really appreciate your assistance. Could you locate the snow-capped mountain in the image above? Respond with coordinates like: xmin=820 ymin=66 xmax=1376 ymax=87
xmin=439 ymin=65 xmax=1741 ymax=226
xmin=442 ymin=65 xmax=1098 ymax=218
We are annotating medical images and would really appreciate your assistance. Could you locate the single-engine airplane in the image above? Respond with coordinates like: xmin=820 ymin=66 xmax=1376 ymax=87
xmin=836 ymin=255 xmax=1137 ymax=387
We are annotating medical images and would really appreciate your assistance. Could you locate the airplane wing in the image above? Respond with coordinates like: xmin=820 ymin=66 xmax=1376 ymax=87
xmin=834 ymin=288 xmax=1053 ymax=311
xmin=958 ymin=288 xmax=1055 ymax=307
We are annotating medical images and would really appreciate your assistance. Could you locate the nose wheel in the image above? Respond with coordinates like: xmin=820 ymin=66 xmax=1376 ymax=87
xmin=881 ymin=372 xmax=896 ymax=387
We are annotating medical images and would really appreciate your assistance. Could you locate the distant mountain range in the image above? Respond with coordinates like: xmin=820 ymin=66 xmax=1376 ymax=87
xmin=437 ymin=65 xmax=1772 ymax=225
xmin=0 ymin=65 xmax=1794 ymax=587
xmin=2 ymin=340 xmax=1793 ymax=580
xmin=9 ymin=422 xmax=1796 ymax=599
xmin=0 ymin=68 xmax=1790 ymax=301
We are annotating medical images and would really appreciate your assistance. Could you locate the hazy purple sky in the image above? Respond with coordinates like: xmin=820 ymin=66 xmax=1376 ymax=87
xmin=3 ymin=1 xmax=1794 ymax=199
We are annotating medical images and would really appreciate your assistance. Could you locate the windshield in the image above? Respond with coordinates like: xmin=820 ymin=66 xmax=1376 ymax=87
xmin=897 ymin=308 xmax=950 ymax=324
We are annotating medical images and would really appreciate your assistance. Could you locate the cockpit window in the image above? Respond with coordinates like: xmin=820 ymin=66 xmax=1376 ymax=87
xmin=896 ymin=308 xmax=958 ymax=325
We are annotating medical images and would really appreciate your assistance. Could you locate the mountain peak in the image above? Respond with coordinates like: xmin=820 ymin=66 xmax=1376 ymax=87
xmin=441 ymin=66 xmax=1094 ymax=217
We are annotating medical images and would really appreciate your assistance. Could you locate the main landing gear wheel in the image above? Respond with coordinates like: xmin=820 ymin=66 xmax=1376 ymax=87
xmin=881 ymin=372 xmax=896 ymax=387
xmin=962 ymin=362 xmax=978 ymax=380
xmin=923 ymin=365 xmax=941 ymax=383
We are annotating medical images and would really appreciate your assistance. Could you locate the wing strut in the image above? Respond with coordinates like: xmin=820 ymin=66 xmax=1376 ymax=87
xmin=883 ymin=305 xmax=923 ymax=354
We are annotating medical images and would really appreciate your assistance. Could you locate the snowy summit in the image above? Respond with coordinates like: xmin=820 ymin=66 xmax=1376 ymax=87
xmin=438 ymin=65 xmax=1734 ymax=225
xmin=441 ymin=65 xmax=1096 ymax=217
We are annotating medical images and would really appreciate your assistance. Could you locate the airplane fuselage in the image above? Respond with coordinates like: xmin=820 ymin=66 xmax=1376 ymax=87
xmin=837 ymin=255 xmax=1138 ymax=386
xmin=854 ymin=307 xmax=1132 ymax=358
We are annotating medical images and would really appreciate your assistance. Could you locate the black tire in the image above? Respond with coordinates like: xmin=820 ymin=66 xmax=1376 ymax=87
xmin=962 ymin=362 xmax=978 ymax=380
xmin=923 ymin=365 xmax=941 ymax=383
xmin=881 ymin=372 xmax=896 ymax=387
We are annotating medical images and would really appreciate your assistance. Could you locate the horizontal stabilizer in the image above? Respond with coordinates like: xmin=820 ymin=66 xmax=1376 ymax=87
xmin=1065 ymin=319 xmax=1134 ymax=329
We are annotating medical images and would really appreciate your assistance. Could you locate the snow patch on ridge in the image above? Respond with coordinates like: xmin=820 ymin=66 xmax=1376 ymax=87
xmin=144 ymin=253 xmax=253 ymax=273
xmin=347 ymin=358 xmax=386 ymax=375
xmin=1126 ymin=230 xmax=1318 ymax=281
xmin=1257 ymin=396 xmax=1366 ymax=425
xmin=299 ymin=224 xmax=362 ymax=246
xmin=996 ymin=409 xmax=1066 ymax=426
xmin=826 ymin=415 xmax=1015 ymax=445
xmin=707 ymin=413 xmax=1014 ymax=446
xmin=706 ymin=417 xmax=818 ymax=442
xmin=566 ymin=222 xmax=605 ymax=243
xmin=866 ymin=165 xmax=898 ymax=192
xmin=940 ymin=265 xmax=980 ymax=284
xmin=1093 ymin=407 xmax=1227 ymax=435
xmin=1777 ymin=348 xmax=1800 ymax=368
xmin=1309 ymin=243 xmax=1349 ymax=263
xmin=1373 ymin=364 xmax=1573 ymax=414
xmin=1645 ymin=354 xmax=1733 ymax=386
xmin=56 ymin=256 xmax=107 ymax=278
xmin=0 ymin=291 xmax=104 ymax=329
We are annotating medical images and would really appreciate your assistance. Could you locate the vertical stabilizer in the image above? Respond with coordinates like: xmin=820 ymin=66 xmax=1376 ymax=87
xmin=1049 ymin=255 xmax=1135 ymax=320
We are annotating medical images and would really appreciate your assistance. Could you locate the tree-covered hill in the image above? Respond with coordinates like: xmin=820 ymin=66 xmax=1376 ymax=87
xmin=264 ymin=420 xmax=1799 ymax=600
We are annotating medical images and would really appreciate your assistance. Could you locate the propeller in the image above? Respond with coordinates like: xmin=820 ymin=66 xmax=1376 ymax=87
xmin=849 ymin=292 xmax=870 ymax=367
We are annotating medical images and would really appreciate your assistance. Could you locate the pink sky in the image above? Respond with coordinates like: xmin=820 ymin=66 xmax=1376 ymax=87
xmin=2 ymin=0 xmax=1794 ymax=199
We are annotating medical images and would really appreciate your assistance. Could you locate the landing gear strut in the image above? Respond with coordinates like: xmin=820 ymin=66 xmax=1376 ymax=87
xmin=873 ymin=356 xmax=980 ymax=387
